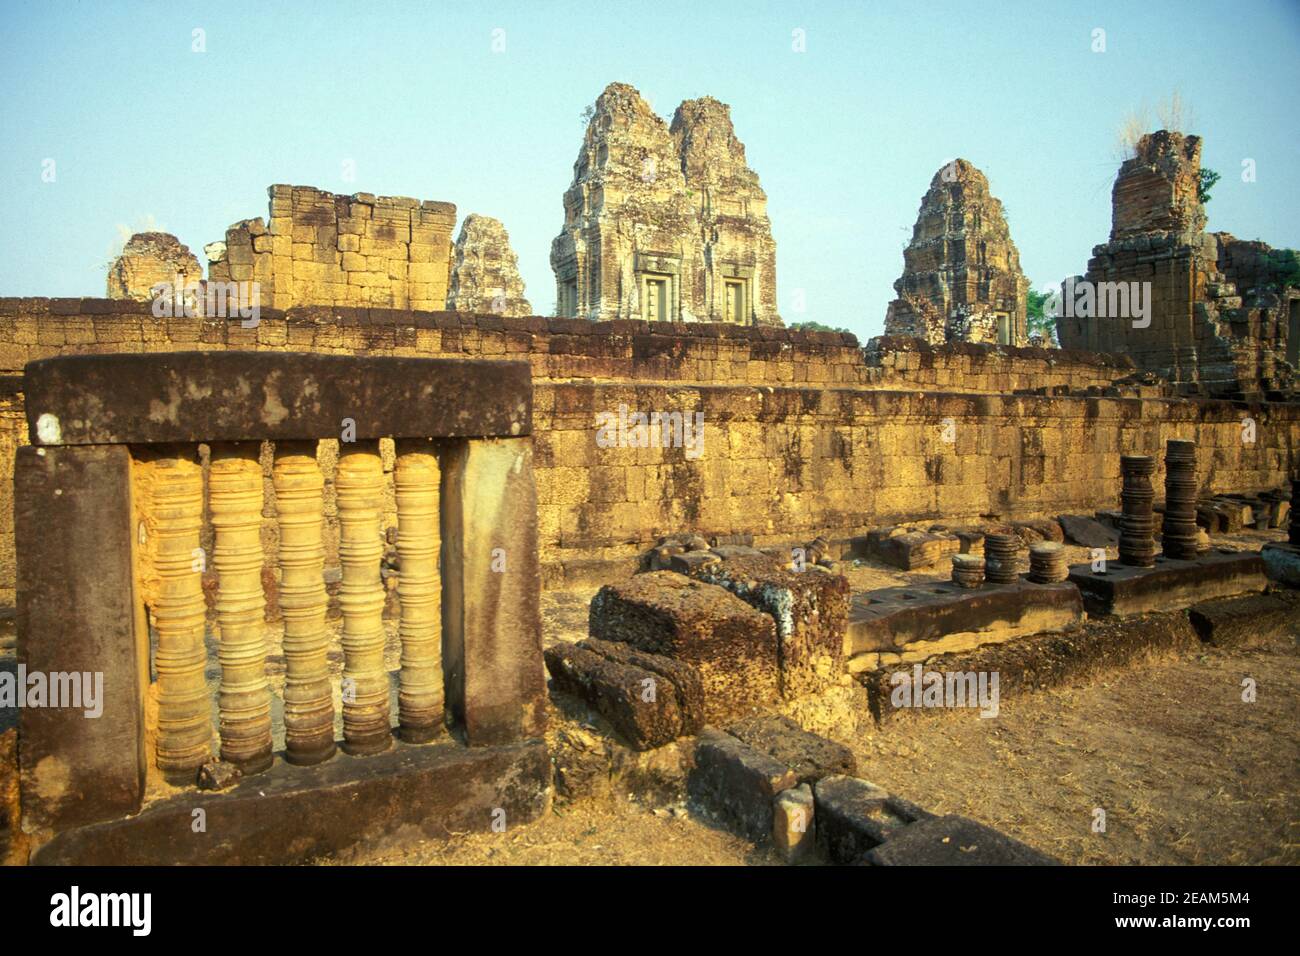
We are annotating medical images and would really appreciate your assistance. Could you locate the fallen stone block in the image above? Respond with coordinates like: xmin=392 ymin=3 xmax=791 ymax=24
xmin=687 ymin=554 xmax=850 ymax=698
xmin=773 ymin=783 xmax=816 ymax=864
xmin=1188 ymin=592 xmax=1298 ymax=646
xmin=544 ymin=640 xmax=702 ymax=751
xmin=862 ymin=814 xmax=1059 ymax=866
xmin=724 ymin=715 xmax=856 ymax=784
xmin=870 ymin=529 xmax=960 ymax=570
xmin=688 ymin=728 xmax=798 ymax=843
xmin=1011 ymin=519 xmax=1064 ymax=545
xmin=669 ymin=550 xmax=721 ymax=574
xmin=1058 ymin=514 xmax=1118 ymax=550
xmin=813 ymin=774 xmax=931 ymax=863
xmin=590 ymin=572 xmax=780 ymax=723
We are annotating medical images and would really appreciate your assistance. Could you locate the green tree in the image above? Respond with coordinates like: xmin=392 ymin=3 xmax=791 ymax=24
xmin=788 ymin=320 xmax=852 ymax=334
xmin=1198 ymin=168 xmax=1221 ymax=204
xmin=1268 ymin=249 xmax=1300 ymax=290
xmin=1026 ymin=288 xmax=1057 ymax=344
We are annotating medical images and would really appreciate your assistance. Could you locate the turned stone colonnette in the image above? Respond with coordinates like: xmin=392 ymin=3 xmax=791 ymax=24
xmin=1161 ymin=439 xmax=1200 ymax=560
xmin=1119 ymin=454 xmax=1157 ymax=567
xmin=15 ymin=352 xmax=544 ymax=835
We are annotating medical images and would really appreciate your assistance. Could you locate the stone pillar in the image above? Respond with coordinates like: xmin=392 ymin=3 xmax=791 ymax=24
xmin=1161 ymin=440 xmax=1200 ymax=560
xmin=441 ymin=438 xmax=547 ymax=745
xmin=147 ymin=447 xmax=212 ymax=780
xmin=209 ymin=442 xmax=273 ymax=774
xmin=336 ymin=442 xmax=391 ymax=755
xmin=273 ymin=442 xmax=336 ymax=765
xmin=394 ymin=439 xmax=443 ymax=742
xmin=15 ymin=445 xmax=148 ymax=832
xmin=1119 ymin=455 xmax=1156 ymax=567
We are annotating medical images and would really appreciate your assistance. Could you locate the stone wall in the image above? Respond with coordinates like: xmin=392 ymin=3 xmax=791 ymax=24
xmin=1 ymin=297 xmax=1296 ymax=595
xmin=0 ymin=298 xmax=1145 ymax=394
xmin=532 ymin=382 xmax=1300 ymax=584
xmin=207 ymin=185 xmax=456 ymax=312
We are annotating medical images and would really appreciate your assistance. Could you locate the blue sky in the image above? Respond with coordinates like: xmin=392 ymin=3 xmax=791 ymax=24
xmin=2 ymin=0 xmax=1297 ymax=340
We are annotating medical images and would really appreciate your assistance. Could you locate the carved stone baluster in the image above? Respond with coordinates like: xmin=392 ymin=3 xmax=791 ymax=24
xmin=150 ymin=446 xmax=212 ymax=779
xmin=209 ymin=442 xmax=273 ymax=773
xmin=336 ymin=442 xmax=391 ymax=754
xmin=394 ymin=439 xmax=443 ymax=742
xmin=274 ymin=442 xmax=336 ymax=765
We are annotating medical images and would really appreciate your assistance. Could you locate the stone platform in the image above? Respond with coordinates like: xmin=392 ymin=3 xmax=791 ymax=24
xmin=1262 ymin=542 xmax=1300 ymax=589
xmin=1067 ymin=549 xmax=1268 ymax=617
xmin=845 ymin=579 xmax=1083 ymax=671
xmin=30 ymin=737 xmax=550 ymax=865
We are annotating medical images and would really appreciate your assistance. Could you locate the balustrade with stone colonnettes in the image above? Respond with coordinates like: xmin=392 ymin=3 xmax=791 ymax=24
xmin=12 ymin=351 xmax=549 ymax=865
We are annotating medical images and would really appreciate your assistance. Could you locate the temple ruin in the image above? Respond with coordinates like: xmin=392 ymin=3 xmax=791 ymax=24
xmin=550 ymin=83 xmax=781 ymax=325
xmin=885 ymin=159 xmax=1029 ymax=346
xmin=446 ymin=214 xmax=532 ymax=316
xmin=1056 ymin=130 xmax=1299 ymax=398
xmin=204 ymin=185 xmax=457 ymax=312
xmin=106 ymin=232 xmax=203 ymax=303
xmin=3 ymin=95 xmax=1299 ymax=872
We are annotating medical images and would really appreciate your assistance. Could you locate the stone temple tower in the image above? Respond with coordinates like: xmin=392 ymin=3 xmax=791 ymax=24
xmin=446 ymin=214 xmax=532 ymax=316
xmin=551 ymin=82 xmax=781 ymax=325
xmin=671 ymin=97 xmax=780 ymax=325
xmin=885 ymin=159 xmax=1029 ymax=346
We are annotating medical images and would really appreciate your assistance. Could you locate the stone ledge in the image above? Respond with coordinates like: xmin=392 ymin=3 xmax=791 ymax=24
xmin=23 ymin=352 xmax=532 ymax=444
xmin=1067 ymin=549 xmax=1267 ymax=617
xmin=846 ymin=579 xmax=1083 ymax=659
xmin=31 ymin=737 xmax=550 ymax=865
xmin=1188 ymin=592 xmax=1299 ymax=646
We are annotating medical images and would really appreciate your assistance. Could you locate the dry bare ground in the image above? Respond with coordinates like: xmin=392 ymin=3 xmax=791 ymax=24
xmin=345 ymin=581 xmax=1298 ymax=866
xmin=852 ymin=634 xmax=1299 ymax=865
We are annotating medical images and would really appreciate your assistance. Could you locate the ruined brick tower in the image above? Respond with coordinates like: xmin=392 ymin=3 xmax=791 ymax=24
xmin=107 ymin=232 xmax=203 ymax=302
xmin=1056 ymin=130 xmax=1298 ymax=397
xmin=551 ymin=82 xmax=780 ymax=325
xmin=885 ymin=159 xmax=1029 ymax=346
xmin=446 ymin=214 xmax=532 ymax=316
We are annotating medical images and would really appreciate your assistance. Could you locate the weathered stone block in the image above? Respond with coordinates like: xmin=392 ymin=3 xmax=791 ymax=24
xmin=15 ymin=444 xmax=147 ymax=835
xmin=590 ymin=572 xmax=779 ymax=722
xmin=543 ymin=638 xmax=702 ymax=750
xmin=773 ymin=783 xmax=816 ymax=864
xmin=688 ymin=728 xmax=797 ymax=843
xmin=813 ymin=774 xmax=931 ymax=864
xmin=33 ymin=738 xmax=550 ymax=865
xmin=863 ymin=814 xmax=1059 ymax=866
xmin=1188 ymin=592 xmax=1297 ymax=646
xmin=1069 ymin=550 xmax=1267 ymax=617
xmin=687 ymin=554 xmax=849 ymax=698
xmin=442 ymin=438 xmax=547 ymax=745
xmin=724 ymin=715 xmax=856 ymax=784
